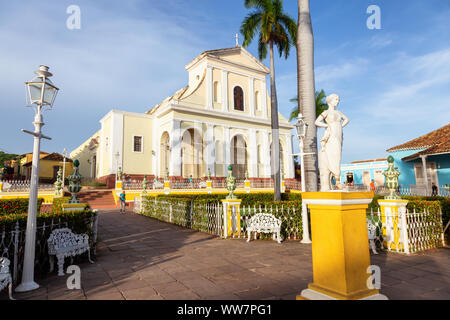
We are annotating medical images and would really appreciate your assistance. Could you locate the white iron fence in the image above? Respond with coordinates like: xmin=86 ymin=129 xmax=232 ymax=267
xmin=367 ymin=207 xmax=445 ymax=254
xmin=375 ymin=185 xmax=450 ymax=197
xmin=137 ymin=197 xmax=302 ymax=240
xmin=1 ymin=180 xmax=54 ymax=192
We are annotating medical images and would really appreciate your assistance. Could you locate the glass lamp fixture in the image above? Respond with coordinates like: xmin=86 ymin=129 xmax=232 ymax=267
xmin=25 ymin=65 xmax=59 ymax=107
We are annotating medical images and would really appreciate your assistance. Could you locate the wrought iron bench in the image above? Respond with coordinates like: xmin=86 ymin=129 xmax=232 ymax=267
xmin=246 ymin=213 xmax=282 ymax=243
xmin=48 ymin=228 xmax=94 ymax=276
xmin=0 ymin=257 xmax=14 ymax=300
xmin=367 ymin=218 xmax=378 ymax=254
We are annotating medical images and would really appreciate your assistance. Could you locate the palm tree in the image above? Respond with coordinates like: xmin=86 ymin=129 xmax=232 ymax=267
xmin=288 ymin=89 xmax=327 ymax=121
xmin=241 ymin=0 xmax=297 ymax=201
xmin=297 ymin=0 xmax=318 ymax=191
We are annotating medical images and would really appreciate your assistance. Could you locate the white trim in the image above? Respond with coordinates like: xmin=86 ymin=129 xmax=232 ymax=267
xmin=232 ymin=84 xmax=245 ymax=112
xmin=100 ymin=109 xmax=153 ymax=123
xmin=99 ymin=121 xmax=104 ymax=177
xmin=341 ymin=163 xmax=388 ymax=171
xmin=378 ymin=201 xmax=408 ymax=207
xmin=302 ymin=198 xmax=373 ymax=206
xmin=206 ymin=66 xmax=213 ymax=110
xmin=132 ymin=135 xmax=144 ymax=153
xmin=154 ymin=103 xmax=294 ymax=129
xmin=249 ymin=77 xmax=255 ymax=117
xmin=300 ymin=289 xmax=388 ymax=300
xmin=206 ymin=62 xmax=267 ymax=80
xmin=221 ymin=70 xmax=228 ymax=112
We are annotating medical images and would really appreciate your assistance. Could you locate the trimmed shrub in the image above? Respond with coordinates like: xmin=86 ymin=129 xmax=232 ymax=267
xmin=0 ymin=198 xmax=44 ymax=216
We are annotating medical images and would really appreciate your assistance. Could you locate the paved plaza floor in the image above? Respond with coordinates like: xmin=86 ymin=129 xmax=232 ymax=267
xmin=3 ymin=209 xmax=449 ymax=300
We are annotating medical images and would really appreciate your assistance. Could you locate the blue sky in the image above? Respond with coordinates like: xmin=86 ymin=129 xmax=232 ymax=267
xmin=0 ymin=0 xmax=449 ymax=163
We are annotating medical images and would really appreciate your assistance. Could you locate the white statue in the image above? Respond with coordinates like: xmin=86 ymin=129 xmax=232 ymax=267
xmin=315 ymin=94 xmax=349 ymax=191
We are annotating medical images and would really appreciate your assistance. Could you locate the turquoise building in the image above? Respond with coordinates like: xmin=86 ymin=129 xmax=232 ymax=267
xmin=340 ymin=159 xmax=388 ymax=187
xmin=386 ymin=124 xmax=450 ymax=192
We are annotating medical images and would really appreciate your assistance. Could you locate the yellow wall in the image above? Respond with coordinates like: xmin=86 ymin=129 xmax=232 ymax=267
xmin=122 ymin=114 xmax=154 ymax=175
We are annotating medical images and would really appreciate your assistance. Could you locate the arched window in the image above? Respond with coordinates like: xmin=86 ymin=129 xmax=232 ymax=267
xmin=214 ymin=81 xmax=221 ymax=103
xmin=233 ymin=86 xmax=244 ymax=111
xmin=255 ymin=91 xmax=260 ymax=110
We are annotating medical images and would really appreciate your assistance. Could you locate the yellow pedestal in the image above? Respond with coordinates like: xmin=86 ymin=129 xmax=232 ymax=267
xmin=297 ymin=191 xmax=387 ymax=300
xmin=206 ymin=181 xmax=212 ymax=194
xmin=221 ymin=199 xmax=242 ymax=238
xmin=115 ymin=180 xmax=123 ymax=190
xmin=378 ymin=199 xmax=409 ymax=252
xmin=164 ymin=181 xmax=170 ymax=194
xmin=244 ymin=180 xmax=251 ymax=193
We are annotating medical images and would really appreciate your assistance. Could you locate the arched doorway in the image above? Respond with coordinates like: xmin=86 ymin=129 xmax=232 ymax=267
xmin=230 ymin=135 xmax=248 ymax=179
xmin=181 ymin=128 xmax=204 ymax=178
xmin=160 ymin=132 xmax=170 ymax=177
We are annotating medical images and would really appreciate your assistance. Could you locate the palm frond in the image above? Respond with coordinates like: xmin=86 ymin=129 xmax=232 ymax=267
xmin=240 ymin=12 xmax=262 ymax=47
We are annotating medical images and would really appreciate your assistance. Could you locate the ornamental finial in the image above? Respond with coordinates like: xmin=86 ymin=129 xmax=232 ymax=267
xmin=383 ymin=156 xmax=401 ymax=200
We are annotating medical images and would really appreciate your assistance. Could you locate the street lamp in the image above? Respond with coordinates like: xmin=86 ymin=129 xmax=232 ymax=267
xmin=16 ymin=65 xmax=59 ymax=292
xmin=295 ymin=113 xmax=312 ymax=244
xmin=62 ymin=148 xmax=67 ymax=190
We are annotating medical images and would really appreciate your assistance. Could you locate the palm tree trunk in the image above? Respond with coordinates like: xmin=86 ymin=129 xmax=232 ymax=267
xmin=297 ymin=0 xmax=318 ymax=192
xmin=269 ymin=41 xmax=281 ymax=201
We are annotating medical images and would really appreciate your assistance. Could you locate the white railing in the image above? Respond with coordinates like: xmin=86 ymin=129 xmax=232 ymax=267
xmin=367 ymin=207 xmax=445 ymax=254
xmin=284 ymin=180 xmax=301 ymax=191
xmin=123 ymin=179 xmax=164 ymax=190
xmin=170 ymin=179 xmax=206 ymax=189
xmin=1 ymin=180 xmax=54 ymax=192
xmin=375 ymin=185 xmax=450 ymax=197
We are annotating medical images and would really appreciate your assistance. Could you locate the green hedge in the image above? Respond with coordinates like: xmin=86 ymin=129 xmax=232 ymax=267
xmin=0 ymin=198 xmax=44 ymax=216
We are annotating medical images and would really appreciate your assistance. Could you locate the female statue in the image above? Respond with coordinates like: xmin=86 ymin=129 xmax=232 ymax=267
xmin=315 ymin=94 xmax=349 ymax=191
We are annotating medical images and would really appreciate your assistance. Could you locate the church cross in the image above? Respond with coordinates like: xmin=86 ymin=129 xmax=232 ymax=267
xmin=235 ymin=33 xmax=239 ymax=47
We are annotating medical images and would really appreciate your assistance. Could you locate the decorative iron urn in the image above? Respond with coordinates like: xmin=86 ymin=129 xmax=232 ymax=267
xmin=67 ymin=159 xmax=82 ymax=203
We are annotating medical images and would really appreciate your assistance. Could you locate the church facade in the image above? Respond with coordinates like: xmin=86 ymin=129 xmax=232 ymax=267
xmin=71 ymin=46 xmax=295 ymax=187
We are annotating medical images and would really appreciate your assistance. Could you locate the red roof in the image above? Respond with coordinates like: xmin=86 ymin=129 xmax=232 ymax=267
xmin=387 ymin=124 xmax=450 ymax=153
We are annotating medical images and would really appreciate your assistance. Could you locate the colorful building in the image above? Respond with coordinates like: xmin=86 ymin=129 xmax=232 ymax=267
xmin=340 ymin=159 xmax=388 ymax=187
xmin=71 ymin=45 xmax=295 ymax=188
xmin=12 ymin=151 xmax=73 ymax=183
xmin=387 ymin=124 xmax=450 ymax=191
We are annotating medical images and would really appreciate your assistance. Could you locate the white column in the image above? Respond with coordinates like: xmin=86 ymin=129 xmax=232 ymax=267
xmin=262 ymin=79 xmax=268 ymax=119
xmin=249 ymin=77 xmax=255 ymax=117
xmin=224 ymin=126 xmax=231 ymax=167
xmin=286 ymin=134 xmax=295 ymax=179
xmin=170 ymin=120 xmax=182 ymax=177
xmin=421 ymin=155 xmax=429 ymax=195
xmin=153 ymin=118 xmax=158 ymax=177
xmin=222 ymin=70 xmax=228 ymax=112
xmin=249 ymin=128 xmax=258 ymax=177
xmin=90 ymin=154 xmax=94 ymax=178
xmin=205 ymin=124 xmax=215 ymax=176
xmin=109 ymin=112 xmax=124 ymax=175
xmin=193 ymin=121 xmax=204 ymax=177
xmin=206 ymin=67 xmax=213 ymax=110
xmin=99 ymin=120 xmax=105 ymax=177
xmin=261 ymin=130 xmax=271 ymax=177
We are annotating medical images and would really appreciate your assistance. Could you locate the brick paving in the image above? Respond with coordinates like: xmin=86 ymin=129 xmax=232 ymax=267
xmin=2 ymin=209 xmax=449 ymax=300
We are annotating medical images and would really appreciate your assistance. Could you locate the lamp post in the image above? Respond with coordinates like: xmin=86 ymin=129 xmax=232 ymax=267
xmin=295 ymin=114 xmax=312 ymax=244
xmin=16 ymin=65 xmax=59 ymax=292
xmin=62 ymin=148 xmax=67 ymax=190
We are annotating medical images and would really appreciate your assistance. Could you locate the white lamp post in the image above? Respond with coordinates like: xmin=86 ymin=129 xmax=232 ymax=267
xmin=15 ymin=65 xmax=59 ymax=292
xmin=295 ymin=114 xmax=312 ymax=244
xmin=62 ymin=148 xmax=67 ymax=190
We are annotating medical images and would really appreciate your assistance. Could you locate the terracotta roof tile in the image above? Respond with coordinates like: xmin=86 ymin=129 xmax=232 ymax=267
xmin=387 ymin=124 xmax=450 ymax=152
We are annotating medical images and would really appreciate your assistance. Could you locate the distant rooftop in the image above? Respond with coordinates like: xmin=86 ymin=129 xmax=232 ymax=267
xmin=350 ymin=158 xmax=387 ymax=164
xmin=387 ymin=124 xmax=450 ymax=153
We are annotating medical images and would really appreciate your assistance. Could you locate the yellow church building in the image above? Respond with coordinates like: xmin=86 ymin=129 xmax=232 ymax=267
xmin=71 ymin=46 xmax=295 ymax=187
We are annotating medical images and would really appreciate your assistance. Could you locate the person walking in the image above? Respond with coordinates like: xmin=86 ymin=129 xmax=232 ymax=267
xmin=120 ymin=190 xmax=126 ymax=213
xmin=370 ymin=179 xmax=376 ymax=192
xmin=431 ymin=182 xmax=438 ymax=196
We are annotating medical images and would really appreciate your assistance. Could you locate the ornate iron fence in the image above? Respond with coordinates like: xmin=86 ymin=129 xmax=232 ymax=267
xmin=0 ymin=212 xmax=98 ymax=284
xmin=367 ymin=207 xmax=444 ymax=254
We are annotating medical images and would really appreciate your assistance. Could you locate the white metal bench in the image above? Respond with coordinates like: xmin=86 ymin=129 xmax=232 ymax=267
xmin=246 ymin=213 xmax=282 ymax=243
xmin=48 ymin=228 xmax=94 ymax=276
xmin=0 ymin=257 xmax=14 ymax=300
xmin=367 ymin=218 xmax=378 ymax=254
